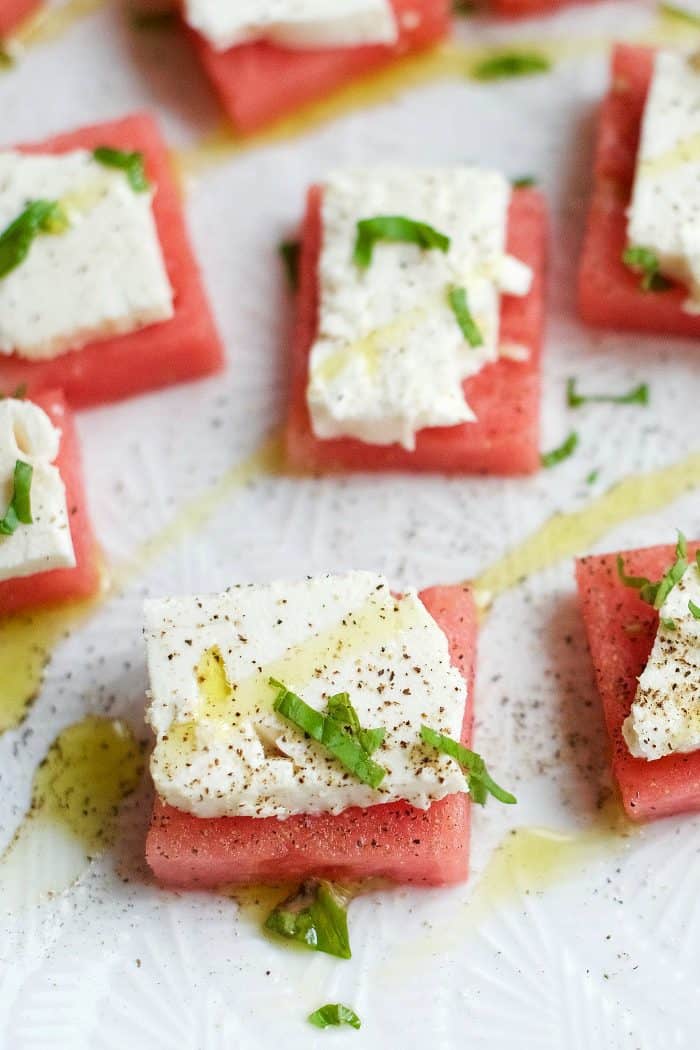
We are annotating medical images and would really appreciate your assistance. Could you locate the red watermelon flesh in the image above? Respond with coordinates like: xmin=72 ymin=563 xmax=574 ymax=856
xmin=576 ymin=542 xmax=700 ymax=822
xmin=0 ymin=0 xmax=41 ymax=37
xmin=0 ymin=113 xmax=224 ymax=409
xmin=284 ymin=184 xmax=547 ymax=475
xmin=190 ymin=0 xmax=451 ymax=134
xmin=578 ymin=45 xmax=700 ymax=336
xmin=146 ymin=584 xmax=476 ymax=888
xmin=491 ymin=0 xmax=566 ymax=15
xmin=0 ymin=389 xmax=101 ymax=617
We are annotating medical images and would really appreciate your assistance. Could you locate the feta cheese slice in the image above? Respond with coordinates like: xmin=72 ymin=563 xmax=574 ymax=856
xmin=306 ymin=168 xmax=533 ymax=451
xmin=627 ymin=49 xmax=700 ymax=312
xmin=183 ymin=0 xmax=397 ymax=53
xmin=623 ymin=561 xmax=700 ymax=760
xmin=0 ymin=150 xmax=174 ymax=360
xmin=145 ymin=572 xmax=468 ymax=819
xmin=0 ymin=398 xmax=75 ymax=583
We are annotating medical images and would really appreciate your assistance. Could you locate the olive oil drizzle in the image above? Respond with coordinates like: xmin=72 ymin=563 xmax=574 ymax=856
xmin=0 ymin=716 xmax=144 ymax=908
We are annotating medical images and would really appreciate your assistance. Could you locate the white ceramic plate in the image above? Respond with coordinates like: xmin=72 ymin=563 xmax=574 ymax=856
xmin=2 ymin=2 xmax=700 ymax=1046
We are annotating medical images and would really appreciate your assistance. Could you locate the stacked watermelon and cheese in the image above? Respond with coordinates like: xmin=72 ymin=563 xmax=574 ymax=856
xmin=182 ymin=0 xmax=452 ymax=133
xmin=577 ymin=538 xmax=700 ymax=822
xmin=144 ymin=574 xmax=511 ymax=887
xmin=0 ymin=391 xmax=100 ymax=617
xmin=285 ymin=167 xmax=547 ymax=474
xmin=0 ymin=113 xmax=223 ymax=408
xmin=579 ymin=45 xmax=700 ymax=337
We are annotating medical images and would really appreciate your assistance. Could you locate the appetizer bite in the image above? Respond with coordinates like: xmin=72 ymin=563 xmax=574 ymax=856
xmin=285 ymin=168 xmax=547 ymax=474
xmin=183 ymin=0 xmax=452 ymax=133
xmin=145 ymin=573 xmax=513 ymax=887
xmin=0 ymin=0 xmax=41 ymax=43
xmin=0 ymin=390 xmax=100 ymax=617
xmin=576 ymin=534 xmax=700 ymax=822
xmin=579 ymin=45 xmax=700 ymax=336
xmin=0 ymin=113 xmax=223 ymax=408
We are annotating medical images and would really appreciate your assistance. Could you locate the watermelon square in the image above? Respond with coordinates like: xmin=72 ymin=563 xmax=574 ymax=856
xmin=146 ymin=584 xmax=476 ymax=888
xmin=188 ymin=0 xmax=451 ymax=134
xmin=0 ymin=0 xmax=41 ymax=38
xmin=578 ymin=44 xmax=700 ymax=337
xmin=284 ymin=184 xmax=547 ymax=475
xmin=576 ymin=541 xmax=700 ymax=823
xmin=490 ymin=0 xmax=567 ymax=15
xmin=0 ymin=113 xmax=224 ymax=409
xmin=0 ymin=389 xmax=101 ymax=618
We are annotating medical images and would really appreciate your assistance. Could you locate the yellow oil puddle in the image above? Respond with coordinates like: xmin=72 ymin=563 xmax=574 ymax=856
xmin=383 ymin=798 xmax=636 ymax=981
xmin=472 ymin=449 xmax=700 ymax=608
xmin=0 ymin=716 xmax=144 ymax=910
xmin=0 ymin=433 xmax=283 ymax=736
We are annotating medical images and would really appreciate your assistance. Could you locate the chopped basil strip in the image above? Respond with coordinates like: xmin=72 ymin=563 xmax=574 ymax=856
xmin=473 ymin=50 xmax=551 ymax=81
xmin=512 ymin=175 xmax=536 ymax=189
xmin=279 ymin=238 xmax=300 ymax=291
xmin=447 ymin=285 xmax=483 ymax=347
xmin=0 ymin=460 xmax=33 ymax=536
xmin=586 ymin=468 xmax=599 ymax=485
xmin=308 ymin=1004 xmax=361 ymax=1030
xmin=566 ymin=378 xmax=649 ymax=408
xmin=689 ymin=599 xmax=700 ymax=619
xmin=617 ymin=531 xmax=688 ymax=609
xmin=271 ymin=680 xmax=387 ymax=788
xmin=420 ymin=725 xmax=516 ymax=806
xmin=659 ymin=2 xmax=700 ymax=25
xmin=265 ymin=880 xmax=351 ymax=959
xmin=0 ymin=46 xmax=14 ymax=69
xmin=353 ymin=216 xmax=450 ymax=269
xmin=93 ymin=146 xmax=150 ymax=193
xmin=622 ymin=246 xmax=672 ymax=292
xmin=541 ymin=431 xmax=578 ymax=468
xmin=130 ymin=8 xmax=178 ymax=28
xmin=325 ymin=691 xmax=385 ymax=756
xmin=661 ymin=617 xmax=677 ymax=631
xmin=0 ymin=200 xmax=69 ymax=281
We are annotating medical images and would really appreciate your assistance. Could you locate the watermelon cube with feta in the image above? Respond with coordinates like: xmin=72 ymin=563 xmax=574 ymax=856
xmin=578 ymin=45 xmax=700 ymax=337
xmin=285 ymin=181 xmax=547 ymax=475
xmin=0 ymin=389 xmax=101 ymax=617
xmin=0 ymin=113 xmax=224 ymax=409
xmin=188 ymin=0 xmax=451 ymax=134
xmin=576 ymin=541 xmax=700 ymax=822
xmin=146 ymin=584 xmax=477 ymax=887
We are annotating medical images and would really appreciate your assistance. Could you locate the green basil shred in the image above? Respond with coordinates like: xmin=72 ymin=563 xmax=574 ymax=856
xmin=616 ymin=531 xmax=688 ymax=609
xmin=279 ymin=238 xmax=300 ymax=291
xmin=688 ymin=599 xmax=700 ymax=619
xmin=541 ymin=431 xmax=579 ymax=468
xmin=308 ymin=1003 xmax=361 ymax=1030
xmin=0 ymin=200 xmax=69 ymax=281
xmin=566 ymin=378 xmax=649 ymax=407
xmin=0 ymin=460 xmax=33 ymax=535
xmin=420 ymin=725 xmax=516 ymax=805
xmin=447 ymin=285 xmax=483 ymax=347
xmin=473 ymin=51 xmax=552 ymax=81
xmin=271 ymin=680 xmax=387 ymax=788
xmin=265 ymin=880 xmax=352 ymax=959
xmin=512 ymin=175 xmax=537 ymax=189
xmin=93 ymin=147 xmax=150 ymax=192
xmin=622 ymin=246 xmax=672 ymax=292
xmin=353 ymin=216 xmax=450 ymax=269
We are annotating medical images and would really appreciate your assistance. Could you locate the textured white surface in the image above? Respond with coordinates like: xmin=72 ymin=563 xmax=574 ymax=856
xmin=2 ymin=1 xmax=700 ymax=1047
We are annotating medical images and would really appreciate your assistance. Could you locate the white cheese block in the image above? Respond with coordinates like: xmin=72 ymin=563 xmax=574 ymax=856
xmin=0 ymin=150 xmax=174 ymax=360
xmin=145 ymin=571 xmax=468 ymax=819
xmin=306 ymin=168 xmax=533 ymax=451
xmin=183 ymin=0 xmax=398 ymax=53
xmin=0 ymin=398 xmax=75 ymax=583
xmin=627 ymin=49 xmax=700 ymax=312
xmin=623 ymin=561 xmax=700 ymax=760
